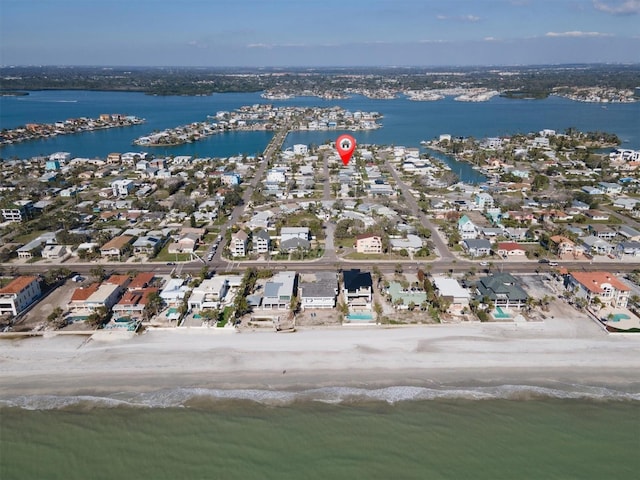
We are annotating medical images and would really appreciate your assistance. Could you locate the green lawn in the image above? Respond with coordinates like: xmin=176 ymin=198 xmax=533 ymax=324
xmin=154 ymin=243 xmax=193 ymax=262
xmin=218 ymin=306 xmax=234 ymax=327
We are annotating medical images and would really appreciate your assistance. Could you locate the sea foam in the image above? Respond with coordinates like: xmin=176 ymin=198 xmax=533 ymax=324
xmin=2 ymin=384 xmax=639 ymax=410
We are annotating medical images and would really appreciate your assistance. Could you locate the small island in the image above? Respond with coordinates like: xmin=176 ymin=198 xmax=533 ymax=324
xmin=0 ymin=114 xmax=145 ymax=147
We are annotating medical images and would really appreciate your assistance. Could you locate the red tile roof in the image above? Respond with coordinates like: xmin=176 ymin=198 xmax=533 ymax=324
xmin=497 ymin=242 xmax=524 ymax=251
xmin=105 ymin=275 xmax=130 ymax=287
xmin=0 ymin=276 xmax=38 ymax=295
xmin=129 ymin=272 xmax=154 ymax=290
xmin=569 ymin=271 xmax=630 ymax=294
xmin=70 ymin=283 xmax=100 ymax=301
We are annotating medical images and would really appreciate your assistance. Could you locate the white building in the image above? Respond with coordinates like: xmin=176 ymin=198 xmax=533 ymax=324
xmin=293 ymin=144 xmax=309 ymax=155
xmin=0 ymin=276 xmax=42 ymax=316
xmin=230 ymin=231 xmax=248 ymax=257
xmin=111 ymin=179 xmax=135 ymax=197
xmin=280 ymin=227 xmax=310 ymax=243
xmin=262 ymin=272 xmax=297 ymax=309
xmin=188 ymin=277 xmax=229 ymax=311
xmin=300 ymin=272 xmax=338 ymax=310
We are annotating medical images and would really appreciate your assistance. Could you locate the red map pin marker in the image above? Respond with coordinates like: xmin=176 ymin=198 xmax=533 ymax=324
xmin=336 ymin=134 xmax=356 ymax=166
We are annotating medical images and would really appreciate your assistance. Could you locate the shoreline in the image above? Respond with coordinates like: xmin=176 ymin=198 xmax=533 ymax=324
xmin=2 ymin=321 xmax=640 ymax=401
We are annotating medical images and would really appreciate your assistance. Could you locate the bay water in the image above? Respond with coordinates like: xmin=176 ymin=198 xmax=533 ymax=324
xmin=1 ymin=91 xmax=638 ymax=184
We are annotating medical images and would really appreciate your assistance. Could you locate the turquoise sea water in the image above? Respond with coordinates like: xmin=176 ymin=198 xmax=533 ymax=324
xmin=1 ymin=392 xmax=639 ymax=480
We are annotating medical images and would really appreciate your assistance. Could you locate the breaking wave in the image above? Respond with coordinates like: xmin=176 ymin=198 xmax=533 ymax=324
xmin=2 ymin=384 xmax=639 ymax=410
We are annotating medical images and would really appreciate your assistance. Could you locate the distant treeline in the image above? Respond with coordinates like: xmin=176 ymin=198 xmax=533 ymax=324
xmin=1 ymin=64 xmax=638 ymax=97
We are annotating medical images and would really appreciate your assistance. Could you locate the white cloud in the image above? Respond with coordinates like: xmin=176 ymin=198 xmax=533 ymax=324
xmin=593 ymin=0 xmax=640 ymax=14
xmin=545 ymin=31 xmax=613 ymax=37
xmin=484 ymin=37 xmax=499 ymax=42
xmin=436 ymin=14 xmax=480 ymax=22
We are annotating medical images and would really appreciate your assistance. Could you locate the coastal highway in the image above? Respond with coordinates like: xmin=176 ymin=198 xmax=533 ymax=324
xmin=5 ymin=258 xmax=638 ymax=279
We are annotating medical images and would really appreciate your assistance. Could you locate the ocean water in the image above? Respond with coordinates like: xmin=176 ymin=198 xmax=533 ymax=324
xmin=1 ymin=386 xmax=639 ymax=480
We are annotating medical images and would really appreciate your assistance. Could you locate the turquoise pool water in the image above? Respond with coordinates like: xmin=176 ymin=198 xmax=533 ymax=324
xmin=611 ymin=313 xmax=630 ymax=322
xmin=348 ymin=312 xmax=374 ymax=321
xmin=494 ymin=306 xmax=511 ymax=319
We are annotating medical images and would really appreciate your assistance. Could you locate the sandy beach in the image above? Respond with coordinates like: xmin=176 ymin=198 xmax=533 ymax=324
xmin=2 ymin=315 xmax=640 ymax=401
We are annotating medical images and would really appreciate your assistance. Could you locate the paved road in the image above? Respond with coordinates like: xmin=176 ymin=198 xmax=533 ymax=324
xmin=382 ymin=157 xmax=453 ymax=260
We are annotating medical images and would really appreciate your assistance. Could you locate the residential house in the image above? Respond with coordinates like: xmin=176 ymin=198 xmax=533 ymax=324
xmin=597 ymin=182 xmax=622 ymax=195
xmin=68 ymin=275 xmax=128 ymax=315
xmin=389 ymin=234 xmax=423 ymax=253
xmin=262 ymin=272 xmax=297 ymax=309
xmin=581 ymin=235 xmax=613 ymax=256
xmin=221 ymin=172 xmax=241 ymax=186
xmin=41 ymin=244 xmax=67 ymax=260
xmin=100 ymin=235 xmax=133 ymax=259
xmin=188 ymin=277 xmax=230 ymax=311
xmin=253 ymin=229 xmax=271 ymax=254
xmin=159 ymin=278 xmax=189 ymax=308
xmin=112 ymin=287 xmax=159 ymax=321
xmin=342 ymin=269 xmax=373 ymax=311
xmin=618 ymin=225 xmax=640 ymax=241
xmin=355 ymin=234 xmax=383 ymax=254
xmin=463 ymin=239 xmax=492 ymax=257
xmin=549 ymin=235 xmax=577 ymax=256
xmin=475 ymin=273 xmax=529 ymax=309
xmin=496 ymin=242 xmax=526 ymax=257
xmin=299 ymin=272 xmax=338 ymax=310
xmin=230 ymin=230 xmax=248 ymax=257
xmin=616 ymin=241 xmax=640 ymax=258
xmin=474 ymin=192 xmax=494 ymax=210
xmin=111 ymin=179 xmax=135 ymax=197
xmin=133 ymin=235 xmax=163 ymax=255
xmin=0 ymin=276 xmax=42 ymax=316
xmin=2 ymin=200 xmax=34 ymax=223
xmin=16 ymin=232 xmax=57 ymax=259
xmin=458 ymin=215 xmax=478 ymax=240
xmin=128 ymin=272 xmax=155 ymax=290
xmin=168 ymin=233 xmax=199 ymax=254
xmin=566 ymin=271 xmax=630 ymax=308
xmin=432 ymin=276 xmax=471 ymax=315
xmin=280 ymin=237 xmax=311 ymax=252
xmin=280 ymin=227 xmax=310 ymax=242
xmin=588 ymin=225 xmax=616 ymax=240
xmin=613 ymin=197 xmax=639 ymax=210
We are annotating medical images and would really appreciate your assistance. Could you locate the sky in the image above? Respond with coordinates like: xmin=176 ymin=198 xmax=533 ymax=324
xmin=1 ymin=0 xmax=639 ymax=67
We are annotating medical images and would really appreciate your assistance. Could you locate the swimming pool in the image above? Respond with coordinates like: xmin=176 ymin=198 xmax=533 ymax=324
xmin=610 ymin=313 xmax=630 ymax=322
xmin=347 ymin=312 xmax=374 ymax=321
xmin=493 ymin=306 xmax=511 ymax=319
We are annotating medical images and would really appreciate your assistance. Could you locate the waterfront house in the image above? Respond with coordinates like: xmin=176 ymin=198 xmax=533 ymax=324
xmin=355 ymin=234 xmax=383 ymax=254
xmin=188 ymin=277 xmax=229 ymax=311
xmin=566 ymin=271 xmax=630 ymax=308
xmin=299 ymin=272 xmax=338 ymax=310
xmin=159 ymin=278 xmax=188 ymax=309
xmin=432 ymin=276 xmax=471 ymax=315
xmin=342 ymin=269 xmax=373 ymax=311
xmin=0 ymin=276 xmax=41 ymax=317
xmin=112 ymin=287 xmax=159 ymax=321
xmin=475 ymin=273 xmax=528 ymax=309
xmin=262 ymin=272 xmax=297 ymax=309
